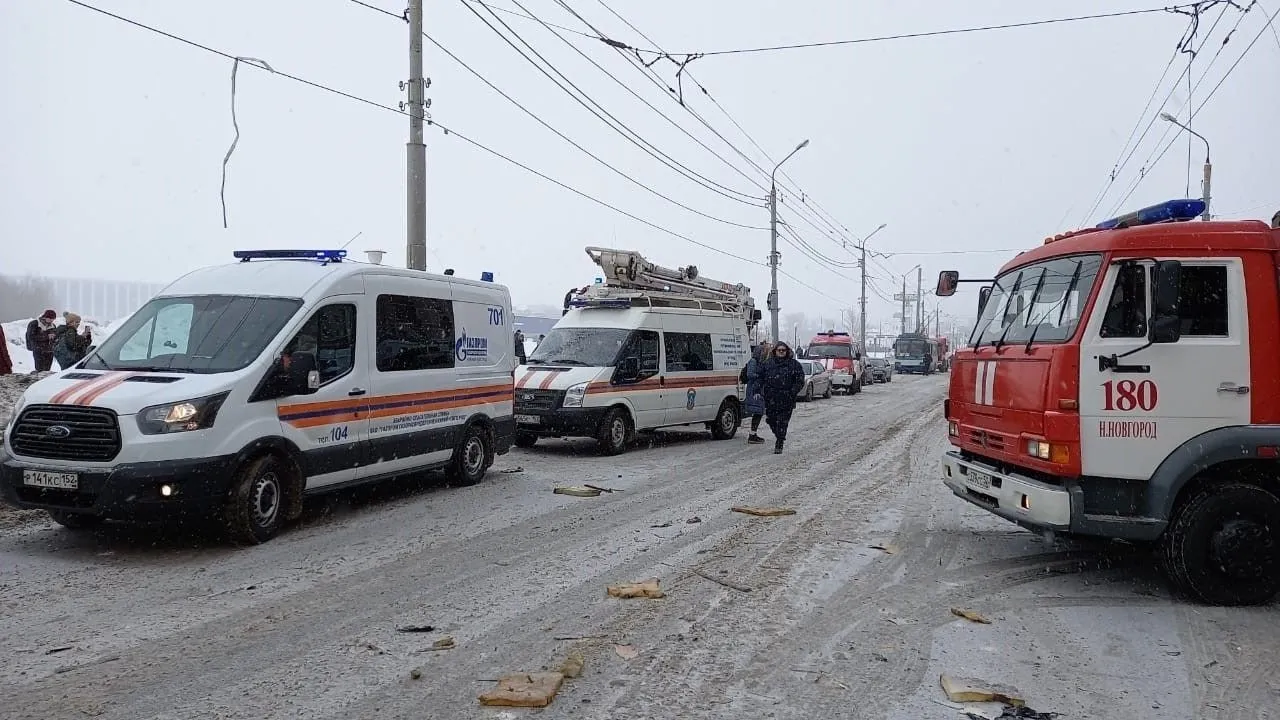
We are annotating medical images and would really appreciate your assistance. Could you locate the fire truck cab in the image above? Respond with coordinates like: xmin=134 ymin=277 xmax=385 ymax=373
xmin=938 ymin=199 xmax=1280 ymax=605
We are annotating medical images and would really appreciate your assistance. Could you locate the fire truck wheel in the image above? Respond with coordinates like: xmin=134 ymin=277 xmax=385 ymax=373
xmin=710 ymin=400 xmax=740 ymax=440
xmin=1161 ymin=482 xmax=1280 ymax=606
xmin=597 ymin=408 xmax=631 ymax=456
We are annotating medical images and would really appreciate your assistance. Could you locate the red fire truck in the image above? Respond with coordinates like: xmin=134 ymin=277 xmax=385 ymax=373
xmin=805 ymin=331 xmax=864 ymax=394
xmin=936 ymin=199 xmax=1280 ymax=606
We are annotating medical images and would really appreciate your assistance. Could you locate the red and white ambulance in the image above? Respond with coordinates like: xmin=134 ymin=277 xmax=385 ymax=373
xmin=937 ymin=199 xmax=1280 ymax=605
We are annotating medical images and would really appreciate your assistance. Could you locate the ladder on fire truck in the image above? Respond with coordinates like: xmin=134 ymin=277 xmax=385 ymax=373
xmin=575 ymin=246 xmax=758 ymax=327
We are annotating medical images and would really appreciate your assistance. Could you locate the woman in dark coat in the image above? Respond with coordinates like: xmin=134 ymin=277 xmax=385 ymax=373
xmin=760 ymin=341 xmax=806 ymax=453
xmin=743 ymin=341 xmax=771 ymax=444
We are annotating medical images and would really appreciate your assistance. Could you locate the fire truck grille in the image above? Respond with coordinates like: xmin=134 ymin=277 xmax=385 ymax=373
xmin=968 ymin=429 xmax=1006 ymax=453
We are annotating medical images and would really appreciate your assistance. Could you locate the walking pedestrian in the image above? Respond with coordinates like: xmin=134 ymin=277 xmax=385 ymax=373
xmin=0 ymin=324 xmax=12 ymax=375
xmin=760 ymin=341 xmax=806 ymax=454
xmin=514 ymin=329 xmax=527 ymax=365
xmin=25 ymin=310 xmax=58 ymax=372
xmin=53 ymin=312 xmax=93 ymax=370
xmin=743 ymin=340 xmax=771 ymax=445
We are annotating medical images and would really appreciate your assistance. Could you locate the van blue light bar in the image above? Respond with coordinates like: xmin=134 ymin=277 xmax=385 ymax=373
xmin=233 ymin=249 xmax=347 ymax=262
xmin=1096 ymin=199 xmax=1206 ymax=230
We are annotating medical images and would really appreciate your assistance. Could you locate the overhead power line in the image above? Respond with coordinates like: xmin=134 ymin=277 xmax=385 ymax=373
xmin=351 ymin=1 xmax=766 ymax=230
xmin=608 ymin=5 xmax=1196 ymax=57
xmin=460 ymin=0 xmax=764 ymax=206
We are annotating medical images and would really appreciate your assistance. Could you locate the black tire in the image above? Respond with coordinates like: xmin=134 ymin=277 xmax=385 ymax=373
xmin=805 ymin=384 xmax=814 ymax=402
xmin=851 ymin=376 xmax=862 ymax=394
xmin=448 ymin=424 xmax=490 ymax=487
xmin=710 ymin=400 xmax=740 ymax=440
xmin=1161 ymin=482 xmax=1280 ymax=606
xmin=823 ymin=384 xmax=832 ymax=399
xmin=597 ymin=408 xmax=631 ymax=456
xmin=47 ymin=510 xmax=104 ymax=530
xmin=514 ymin=432 xmax=538 ymax=449
xmin=223 ymin=454 xmax=287 ymax=545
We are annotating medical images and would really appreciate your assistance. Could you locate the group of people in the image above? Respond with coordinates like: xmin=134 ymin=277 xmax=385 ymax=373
xmin=742 ymin=340 xmax=807 ymax=454
xmin=513 ymin=329 xmax=545 ymax=364
xmin=0 ymin=309 xmax=94 ymax=375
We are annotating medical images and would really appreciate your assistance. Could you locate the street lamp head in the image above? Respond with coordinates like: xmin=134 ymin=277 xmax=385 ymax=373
xmin=876 ymin=223 xmax=887 ymax=231
xmin=796 ymin=139 xmax=810 ymax=150
xmin=1159 ymin=112 xmax=1177 ymax=123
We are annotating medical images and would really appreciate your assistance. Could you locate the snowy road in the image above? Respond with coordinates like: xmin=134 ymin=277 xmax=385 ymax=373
xmin=1 ymin=375 xmax=1277 ymax=719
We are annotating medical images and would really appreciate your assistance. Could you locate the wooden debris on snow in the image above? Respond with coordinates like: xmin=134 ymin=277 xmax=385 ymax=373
xmin=606 ymin=578 xmax=665 ymax=599
xmin=478 ymin=672 xmax=565 ymax=708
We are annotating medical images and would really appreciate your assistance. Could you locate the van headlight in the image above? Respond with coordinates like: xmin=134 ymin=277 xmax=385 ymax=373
xmin=137 ymin=392 xmax=230 ymax=435
xmin=562 ymin=383 xmax=588 ymax=408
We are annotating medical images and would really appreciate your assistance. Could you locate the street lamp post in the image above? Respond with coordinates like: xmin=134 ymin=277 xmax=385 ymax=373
xmin=857 ymin=223 xmax=887 ymax=355
xmin=769 ymin=139 xmax=810 ymax=342
xmin=1160 ymin=112 xmax=1212 ymax=220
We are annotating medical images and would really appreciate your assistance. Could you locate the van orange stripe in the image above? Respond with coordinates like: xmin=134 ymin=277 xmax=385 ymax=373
xmin=75 ymin=373 xmax=135 ymax=406
xmin=516 ymin=371 xmax=538 ymax=388
xmin=537 ymin=373 xmax=559 ymax=390
xmin=278 ymin=383 xmax=512 ymax=416
xmin=50 ymin=373 xmax=116 ymax=405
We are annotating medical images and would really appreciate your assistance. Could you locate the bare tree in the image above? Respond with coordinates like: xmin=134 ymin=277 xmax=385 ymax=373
xmin=0 ymin=275 xmax=57 ymax=323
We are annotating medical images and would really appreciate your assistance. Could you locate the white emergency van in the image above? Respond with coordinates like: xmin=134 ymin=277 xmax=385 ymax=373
xmin=0 ymin=249 xmax=515 ymax=543
xmin=514 ymin=247 xmax=757 ymax=454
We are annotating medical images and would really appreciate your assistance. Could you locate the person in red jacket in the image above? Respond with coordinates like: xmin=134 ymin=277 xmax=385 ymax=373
xmin=0 ymin=324 xmax=12 ymax=375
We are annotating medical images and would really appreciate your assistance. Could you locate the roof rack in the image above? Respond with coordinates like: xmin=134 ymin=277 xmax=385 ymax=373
xmin=575 ymin=247 xmax=757 ymax=326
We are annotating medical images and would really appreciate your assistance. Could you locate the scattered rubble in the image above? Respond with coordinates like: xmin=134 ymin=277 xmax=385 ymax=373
xmin=939 ymin=674 xmax=1025 ymax=706
xmin=868 ymin=544 xmax=899 ymax=555
xmin=613 ymin=644 xmax=639 ymax=660
xmin=477 ymin=672 xmax=565 ymax=708
xmin=731 ymin=506 xmax=796 ymax=517
xmin=553 ymin=486 xmax=602 ymax=498
xmin=395 ymin=625 xmax=436 ymax=633
xmin=606 ymin=579 xmax=665 ymax=599
xmin=950 ymin=608 xmax=992 ymax=624
xmin=558 ymin=652 xmax=584 ymax=679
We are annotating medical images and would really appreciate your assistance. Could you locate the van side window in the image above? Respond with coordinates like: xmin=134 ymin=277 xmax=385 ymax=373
xmin=376 ymin=294 xmax=455 ymax=372
xmin=285 ymin=304 xmax=356 ymax=384
xmin=664 ymin=332 xmax=713 ymax=372
xmin=620 ymin=330 xmax=660 ymax=375
xmin=1178 ymin=266 xmax=1229 ymax=336
xmin=1099 ymin=265 xmax=1147 ymax=338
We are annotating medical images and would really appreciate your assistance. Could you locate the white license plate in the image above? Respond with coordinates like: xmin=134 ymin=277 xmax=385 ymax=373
xmin=23 ymin=470 xmax=79 ymax=490
xmin=515 ymin=414 xmax=540 ymax=425
xmin=967 ymin=470 xmax=993 ymax=490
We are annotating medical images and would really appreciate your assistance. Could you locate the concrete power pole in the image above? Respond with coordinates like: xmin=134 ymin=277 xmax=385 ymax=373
xmin=916 ymin=267 xmax=923 ymax=333
xmin=768 ymin=184 xmax=780 ymax=342
xmin=900 ymin=276 xmax=907 ymax=336
xmin=406 ymin=0 xmax=428 ymax=271
xmin=859 ymin=243 xmax=867 ymax=353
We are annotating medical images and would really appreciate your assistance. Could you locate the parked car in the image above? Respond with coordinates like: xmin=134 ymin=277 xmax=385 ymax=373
xmin=866 ymin=357 xmax=893 ymax=383
xmin=797 ymin=360 xmax=833 ymax=401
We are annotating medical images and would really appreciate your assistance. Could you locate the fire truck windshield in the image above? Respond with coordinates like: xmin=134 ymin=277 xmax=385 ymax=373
xmin=971 ymin=253 xmax=1103 ymax=347
xmin=805 ymin=344 xmax=851 ymax=359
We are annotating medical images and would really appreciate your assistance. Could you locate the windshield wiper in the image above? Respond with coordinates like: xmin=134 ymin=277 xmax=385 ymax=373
xmin=1025 ymin=259 xmax=1084 ymax=352
xmin=547 ymin=358 xmax=590 ymax=366
xmin=998 ymin=267 xmax=1047 ymax=353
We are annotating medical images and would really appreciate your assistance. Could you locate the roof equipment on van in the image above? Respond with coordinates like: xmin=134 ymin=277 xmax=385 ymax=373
xmin=1095 ymin=199 xmax=1207 ymax=230
xmin=233 ymin=249 xmax=347 ymax=263
xmin=481 ymin=272 xmax=495 ymax=282
xmin=577 ymin=247 xmax=758 ymax=326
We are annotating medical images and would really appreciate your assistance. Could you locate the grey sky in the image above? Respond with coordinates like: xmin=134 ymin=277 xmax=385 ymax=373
xmin=2 ymin=0 xmax=1277 ymax=330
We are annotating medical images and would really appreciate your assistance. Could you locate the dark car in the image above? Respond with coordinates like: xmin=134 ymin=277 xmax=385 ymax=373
xmin=866 ymin=357 xmax=893 ymax=383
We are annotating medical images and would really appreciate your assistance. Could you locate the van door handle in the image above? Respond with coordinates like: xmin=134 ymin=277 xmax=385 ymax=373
xmin=1217 ymin=383 xmax=1250 ymax=395
xmin=348 ymin=387 xmax=367 ymax=396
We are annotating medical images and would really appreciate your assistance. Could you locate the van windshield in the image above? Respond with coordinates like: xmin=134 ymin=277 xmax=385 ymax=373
xmin=528 ymin=327 xmax=631 ymax=367
xmin=83 ymin=295 xmax=303 ymax=374
xmin=805 ymin=344 xmax=851 ymax=359
xmin=971 ymin=253 xmax=1102 ymax=348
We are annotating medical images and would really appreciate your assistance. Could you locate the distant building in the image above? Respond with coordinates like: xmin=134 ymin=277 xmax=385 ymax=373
xmin=2 ymin=274 xmax=163 ymax=322
xmin=513 ymin=315 xmax=557 ymax=336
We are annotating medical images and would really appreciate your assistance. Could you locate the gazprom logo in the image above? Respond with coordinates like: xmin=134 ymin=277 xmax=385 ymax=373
xmin=455 ymin=330 xmax=489 ymax=361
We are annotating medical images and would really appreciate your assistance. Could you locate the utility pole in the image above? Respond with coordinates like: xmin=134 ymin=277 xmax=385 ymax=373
xmin=859 ymin=243 xmax=867 ymax=352
xmin=405 ymin=0 xmax=428 ymax=271
xmin=934 ymin=305 xmax=940 ymax=336
xmin=916 ymin=267 xmax=923 ymax=333
xmin=767 ymin=139 xmax=809 ymax=341
xmin=900 ymin=276 xmax=907 ymax=336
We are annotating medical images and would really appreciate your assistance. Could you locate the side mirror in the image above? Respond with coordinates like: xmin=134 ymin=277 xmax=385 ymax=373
xmin=936 ymin=271 xmax=959 ymax=297
xmin=977 ymin=286 xmax=993 ymax=317
xmin=1149 ymin=260 xmax=1182 ymax=344
xmin=280 ymin=352 xmax=320 ymax=395
xmin=752 ymin=309 xmax=763 ymax=321
xmin=618 ymin=356 xmax=640 ymax=380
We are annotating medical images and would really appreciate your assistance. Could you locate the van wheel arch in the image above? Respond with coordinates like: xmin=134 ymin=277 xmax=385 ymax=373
xmin=448 ymin=417 xmax=495 ymax=487
xmin=710 ymin=397 xmax=741 ymax=440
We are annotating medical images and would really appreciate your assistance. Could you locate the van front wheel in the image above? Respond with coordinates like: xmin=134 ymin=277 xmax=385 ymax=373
xmin=448 ymin=425 xmax=490 ymax=487
xmin=597 ymin=408 xmax=630 ymax=456
xmin=223 ymin=455 xmax=286 ymax=545
xmin=710 ymin=400 xmax=740 ymax=440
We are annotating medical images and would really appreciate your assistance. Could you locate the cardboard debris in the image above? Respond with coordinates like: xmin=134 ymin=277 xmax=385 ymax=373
xmin=939 ymin=674 xmax=1025 ymax=706
xmin=731 ymin=506 xmax=797 ymax=517
xmin=950 ymin=608 xmax=992 ymax=624
xmin=478 ymin=672 xmax=565 ymax=708
xmin=559 ymin=652 xmax=585 ymax=679
xmin=554 ymin=486 xmax=602 ymax=497
xmin=613 ymin=644 xmax=639 ymax=660
xmin=606 ymin=578 xmax=665 ymax=599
